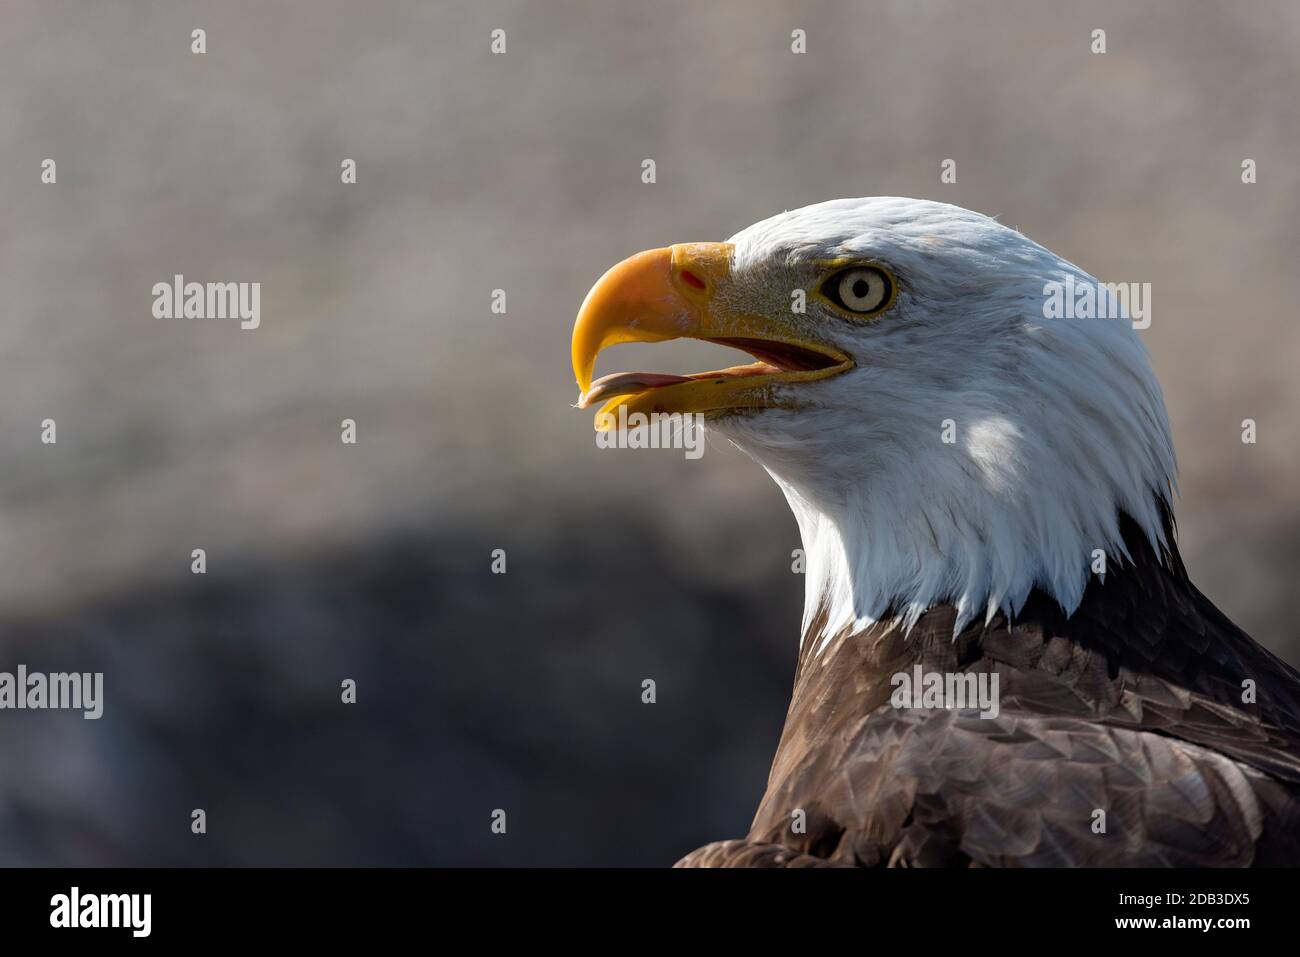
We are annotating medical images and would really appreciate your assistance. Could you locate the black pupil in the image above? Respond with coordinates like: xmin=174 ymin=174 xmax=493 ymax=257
xmin=851 ymin=278 xmax=871 ymax=299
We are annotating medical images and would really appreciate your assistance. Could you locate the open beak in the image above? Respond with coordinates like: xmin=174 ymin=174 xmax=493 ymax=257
xmin=571 ymin=243 xmax=852 ymax=430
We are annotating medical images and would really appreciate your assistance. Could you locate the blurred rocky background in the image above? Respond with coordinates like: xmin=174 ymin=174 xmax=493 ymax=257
xmin=1 ymin=0 xmax=1297 ymax=864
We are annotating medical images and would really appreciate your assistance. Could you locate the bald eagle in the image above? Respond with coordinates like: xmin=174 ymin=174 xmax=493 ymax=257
xmin=572 ymin=198 xmax=1300 ymax=867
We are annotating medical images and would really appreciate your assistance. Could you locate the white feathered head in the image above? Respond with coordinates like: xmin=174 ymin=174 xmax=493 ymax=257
xmin=573 ymin=197 xmax=1175 ymax=644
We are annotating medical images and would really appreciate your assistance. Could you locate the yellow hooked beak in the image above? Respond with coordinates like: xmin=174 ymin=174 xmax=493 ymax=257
xmin=571 ymin=243 xmax=852 ymax=430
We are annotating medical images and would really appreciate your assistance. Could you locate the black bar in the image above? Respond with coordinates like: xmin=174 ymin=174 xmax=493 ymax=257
xmin=0 ymin=867 xmax=1282 ymax=943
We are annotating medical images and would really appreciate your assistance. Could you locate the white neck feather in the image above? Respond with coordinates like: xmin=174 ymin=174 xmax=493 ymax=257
xmin=717 ymin=285 xmax=1176 ymax=651
xmin=722 ymin=312 xmax=1180 ymax=650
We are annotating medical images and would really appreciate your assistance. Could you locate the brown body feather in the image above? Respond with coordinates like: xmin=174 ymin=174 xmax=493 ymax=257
xmin=677 ymin=509 xmax=1300 ymax=867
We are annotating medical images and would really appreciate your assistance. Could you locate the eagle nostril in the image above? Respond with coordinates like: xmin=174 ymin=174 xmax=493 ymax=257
xmin=678 ymin=269 xmax=707 ymax=292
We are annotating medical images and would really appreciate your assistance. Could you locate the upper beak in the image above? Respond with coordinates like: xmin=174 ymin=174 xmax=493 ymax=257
xmin=571 ymin=244 xmax=730 ymax=394
xmin=571 ymin=243 xmax=852 ymax=428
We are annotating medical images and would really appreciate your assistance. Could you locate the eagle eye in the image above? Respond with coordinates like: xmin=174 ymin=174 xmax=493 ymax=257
xmin=821 ymin=265 xmax=895 ymax=317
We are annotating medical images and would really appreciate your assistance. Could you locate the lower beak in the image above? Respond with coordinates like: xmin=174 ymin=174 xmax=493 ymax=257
xmin=570 ymin=243 xmax=851 ymax=430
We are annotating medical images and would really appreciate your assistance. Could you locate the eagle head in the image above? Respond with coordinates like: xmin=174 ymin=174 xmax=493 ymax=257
xmin=572 ymin=197 xmax=1176 ymax=645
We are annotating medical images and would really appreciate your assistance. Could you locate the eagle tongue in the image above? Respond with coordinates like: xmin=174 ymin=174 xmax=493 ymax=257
xmin=577 ymin=371 xmax=693 ymax=409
